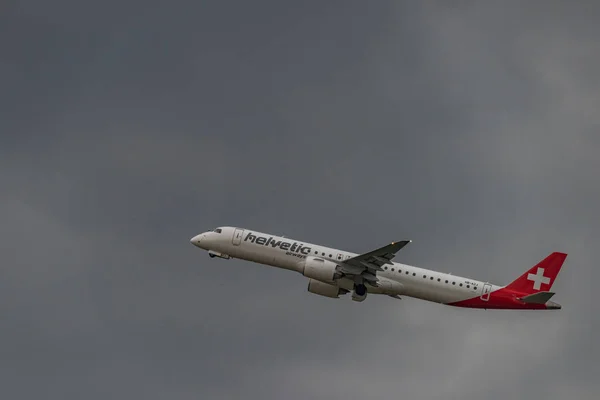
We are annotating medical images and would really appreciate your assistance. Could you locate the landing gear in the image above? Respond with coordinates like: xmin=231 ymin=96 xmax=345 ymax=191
xmin=352 ymin=283 xmax=368 ymax=302
xmin=208 ymin=250 xmax=231 ymax=259
xmin=354 ymin=283 xmax=367 ymax=296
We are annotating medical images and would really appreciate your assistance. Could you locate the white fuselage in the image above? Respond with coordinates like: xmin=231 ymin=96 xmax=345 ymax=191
xmin=191 ymin=226 xmax=501 ymax=305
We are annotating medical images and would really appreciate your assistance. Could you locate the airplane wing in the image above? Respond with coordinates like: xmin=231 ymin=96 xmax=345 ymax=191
xmin=338 ymin=240 xmax=411 ymax=284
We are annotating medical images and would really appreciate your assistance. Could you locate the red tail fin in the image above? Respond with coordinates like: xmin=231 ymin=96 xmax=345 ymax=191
xmin=505 ymin=252 xmax=567 ymax=294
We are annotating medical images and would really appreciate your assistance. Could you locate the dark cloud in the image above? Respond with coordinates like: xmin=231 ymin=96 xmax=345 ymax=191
xmin=1 ymin=1 xmax=598 ymax=399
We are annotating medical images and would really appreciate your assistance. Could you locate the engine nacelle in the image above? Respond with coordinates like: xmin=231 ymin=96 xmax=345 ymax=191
xmin=307 ymin=279 xmax=344 ymax=299
xmin=301 ymin=256 xmax=341 ymax=282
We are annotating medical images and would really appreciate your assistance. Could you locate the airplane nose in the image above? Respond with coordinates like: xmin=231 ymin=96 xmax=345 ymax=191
xmin=190 ymin=234 xmax=203 ymax=247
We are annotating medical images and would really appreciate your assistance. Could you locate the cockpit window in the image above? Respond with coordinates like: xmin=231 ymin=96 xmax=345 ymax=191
xmin=213 ymin=228 xmax=222 ymax=233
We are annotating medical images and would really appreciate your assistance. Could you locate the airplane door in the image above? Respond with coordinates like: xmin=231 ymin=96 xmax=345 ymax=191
xmin=232 ymin=228 xmax=244 ymax=246
xmin=480 ymin=283 xmax=492 ymax=301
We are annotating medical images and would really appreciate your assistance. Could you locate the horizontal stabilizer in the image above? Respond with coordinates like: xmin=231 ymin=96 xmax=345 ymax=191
xmin=519 ymin=291 xmax=555 ymax=304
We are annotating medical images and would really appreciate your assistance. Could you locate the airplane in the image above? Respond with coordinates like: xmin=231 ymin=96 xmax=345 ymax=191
xmin=190 ymin=226 xmax=566 ymax=310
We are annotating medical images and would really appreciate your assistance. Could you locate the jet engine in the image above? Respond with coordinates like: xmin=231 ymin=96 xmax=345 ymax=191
xmin=301 ymin=256 xmax=342 ymax=282
xmin=307 ymin=279 xmax=348 ymax=299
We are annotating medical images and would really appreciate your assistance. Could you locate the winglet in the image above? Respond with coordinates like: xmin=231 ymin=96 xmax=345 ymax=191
xmin=391 ymin=240 xmax=411 ymax=250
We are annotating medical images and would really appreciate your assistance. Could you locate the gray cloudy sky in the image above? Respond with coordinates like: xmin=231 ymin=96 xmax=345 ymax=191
xmin=1 ymin=1 xmax=599 ymax=399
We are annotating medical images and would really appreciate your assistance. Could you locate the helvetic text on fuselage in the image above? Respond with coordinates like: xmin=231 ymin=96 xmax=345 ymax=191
xmin=245 ymin=232 xmax=311 ymax=258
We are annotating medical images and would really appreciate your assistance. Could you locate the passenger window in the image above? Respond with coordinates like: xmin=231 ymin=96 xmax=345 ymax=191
xmin=452 ymin=282 xmax=455 ymax=285
xmin=459 ymin=283 xmax=463 ymax=287
xmin=437 ymin=278 xmax=441 ymax=282
xmin=430 ymin=277 xmax=434 ymax=280
xmin=391 ymin=268 xmax=394 ymax=272
xmin=466 ymin=285 xmax=470 ymax=288
xmin=445 ymin=280 xmax=448 ymax=283
xmin=412 ymin=273 xmax=416 ymax=276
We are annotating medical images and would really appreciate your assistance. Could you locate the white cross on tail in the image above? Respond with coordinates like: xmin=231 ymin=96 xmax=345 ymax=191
xmin=527 ymin=267 xmax=551 ymax=290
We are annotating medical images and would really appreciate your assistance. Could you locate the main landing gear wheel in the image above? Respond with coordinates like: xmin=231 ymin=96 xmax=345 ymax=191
xmin=354 ymin=283 xmax=367 ymax=296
